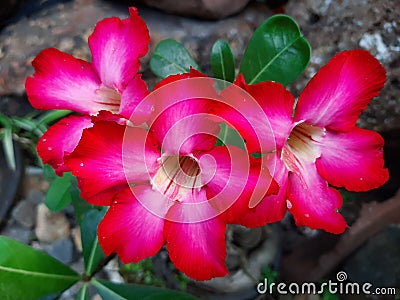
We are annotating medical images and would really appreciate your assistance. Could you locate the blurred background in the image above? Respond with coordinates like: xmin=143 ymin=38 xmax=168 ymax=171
xmin=0 ymin=0 xmax=399 ymax=299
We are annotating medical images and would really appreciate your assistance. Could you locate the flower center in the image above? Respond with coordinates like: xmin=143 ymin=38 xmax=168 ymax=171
xmin=282 ymin=122 xmax=325 ymax=172
xmin=95 ymin=85 xmax=121 ymax=113
xmin=151 ymin=154 xmax=202 ymax=202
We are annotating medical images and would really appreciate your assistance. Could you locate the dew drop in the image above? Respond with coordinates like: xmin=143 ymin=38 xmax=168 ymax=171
xmin=42 ymin=138 xmax=47 ymax=142
xmin=286 ymin=200 xmax=292 ymax=209
xmin=360 ymin=177 xmax=364 ymax=181
xmin=79 ymin=162 xmax=84 ymax=167
xmin=47 ymin=147 xmax=52 ymax=151
xmin=305 ymin=213 xmax=310 ymax=218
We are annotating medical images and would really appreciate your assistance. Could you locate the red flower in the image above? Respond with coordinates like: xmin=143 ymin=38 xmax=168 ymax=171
xmin=65 ymin=70 xmax=278 ymax=280
xmin=220 ymin=50 xmax=389 ymax=234
xmin=25 ymin=7 xmax=150 ymax=174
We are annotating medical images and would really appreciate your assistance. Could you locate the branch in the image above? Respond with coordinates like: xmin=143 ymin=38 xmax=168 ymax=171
xmin=281 ymin=189 xmax=400 ymax=282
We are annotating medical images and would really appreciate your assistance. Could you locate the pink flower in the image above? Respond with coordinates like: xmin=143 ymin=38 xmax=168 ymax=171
xmin=64 ymin=70 xmax=278 ymax=280
xmin=25 ymin=7 xmax=150 ymax=174
xmin=220 ymin=50 xmax=389 ymax=234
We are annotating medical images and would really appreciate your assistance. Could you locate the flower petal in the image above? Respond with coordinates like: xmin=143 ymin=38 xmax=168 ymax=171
xmin=37 ymin=115 xmax=92 ymax=175
xmin=151 ymin=99 xmax=220 ymax=155
xmin=152 ymin=68 xmax=207 ymax=90
xmin=89 ymin=7 xmax=149 ymax=91
xmin=65 ymin=121 xmax=160 ymax=202
xmin=227 ymin=75 xmax=295 ymax=150
xmin=287 ymin=159 xmax=347 ymax=234
xmin=25 ymin=48 xmax=102 ymax=114
xmin=98 ymin=186 xmax=168 ymax=263
xmin=316 ymin=127 xmax=388 ymax=191
xmin=295 ymin=50 xmax=386 ymax=131
xmin=148 ymin=71 xmax=221 ymax=154
xmin=164 ymin=200 xmax=228 ymax=280
xmin=231 ymin=155 xmax=287 ymax=227
xmin=119 ymin=75 xmax=151 ymax=124
xmin=198 ymin=145 xmax=278 ymax=219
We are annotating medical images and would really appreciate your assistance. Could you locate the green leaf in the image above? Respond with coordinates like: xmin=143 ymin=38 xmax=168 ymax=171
xmin=2 ymin=127 xmax=16 ymax=171
xmin=217 ymin=123 xmax=246 ymax=149
xmin=92 ymin=279 xmax=199 ymax=300
xmin=76 ymin=283 xmax=89 ymax=300
xmin=210 ymin=39 xmax=235 ymax=82
xmin=38 ymin=110 xmax=72 ymax=126
xmin=0 ymin=236 xmax=80 ymax=300
xmin=12 ymin=117 xmax=46 ymax=137
xmin=240 ymin=14 xmax=311 ymax=86
xmin=0 ymin=114 xmax=16 ymax=170
xmin=11 ymin=118 xmax=37 ymax=131
xmin=45 ymin=172 xmax=72 ymax=212
xmin=43 ymin=164 xmax=57 ymax=181
xmin=150 ymin=39 xmax=200 ymax=78
xmin=81 ymin=207 xmax=107 ymax=276
xmin=70 ymin=176 xmax=97 ymax=225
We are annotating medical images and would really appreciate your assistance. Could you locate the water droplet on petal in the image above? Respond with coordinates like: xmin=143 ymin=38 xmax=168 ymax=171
xmin=47 ymin=147 xmax=52 ymax=151
xmin=286 ymin=200 xmax=292 ymax=209
xmin=360 ymin=177 xmax=364 ymax=181
xmin=80 ymin=163 xmax=84 ymax=167
xmin=304 ymin=213 xmax=309 ymax=218
xmin=42 ymin=138 xmax=47 ymax=142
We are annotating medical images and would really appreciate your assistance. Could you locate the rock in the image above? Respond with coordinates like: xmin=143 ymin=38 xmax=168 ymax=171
xmin=44 ymin=237 xmax=74 ymax=265
xmin=359 ymin=32 xmax=392 ymax=62
xmin=69 ymin=257 xmax=85 ymax=274
xmin=26 ymin=189 xmax=45 ymax=205
xmin=71 ymin=226 xmax=82 ymax=253
xmin=60 ymin=281 xmax=84 ymax=300
xmin=35 ymin=203 xmax=69 ymax=243
xmin=195 ymin=225 xmax=279 ymax=294
xmin=137 ymin=0 xmax=250 ymax=19
xmin=1 ymin=221 xmax=32 ymax=244
xmin=23 ymin=167 xmax=50 ymax=195
xmin=286 ymin=0 xmax=400 ymax=132
xmin=104 ymin=258 xmax=125 ymax=284
xmin=0 ymin=0 xmax=124 ymax=96
xmin=11 ymin=199 xmax=36 ymax=228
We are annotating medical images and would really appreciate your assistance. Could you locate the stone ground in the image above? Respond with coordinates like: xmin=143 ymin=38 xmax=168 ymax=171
xmin=0 ymin=0 xmax=399 ymax=299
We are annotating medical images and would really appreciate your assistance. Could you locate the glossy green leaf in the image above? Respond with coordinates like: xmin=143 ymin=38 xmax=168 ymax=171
xmin=81 ymin=207 xmax=107 ymax=276
xmin=43 ymin=164 xmax=57 ymax=181
xmin=240 ymin=14 xmax=311 ymax=86
xmin=150 ymin=39 xmax=200 ymax=78
xmin=0 ymin=236 xmax=80 ymax=300
xmin=76 ymin=283 xmax=89 ymax=300
xmin=217 ymin=123 xmax=246 ymax=149
xmin=210 ymin=39 xmax=235 ymax=82
xmin=92 ymin=279 xmax=199 ymax=300
xmin=45 ymin=172 xmax=72 ymax=212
